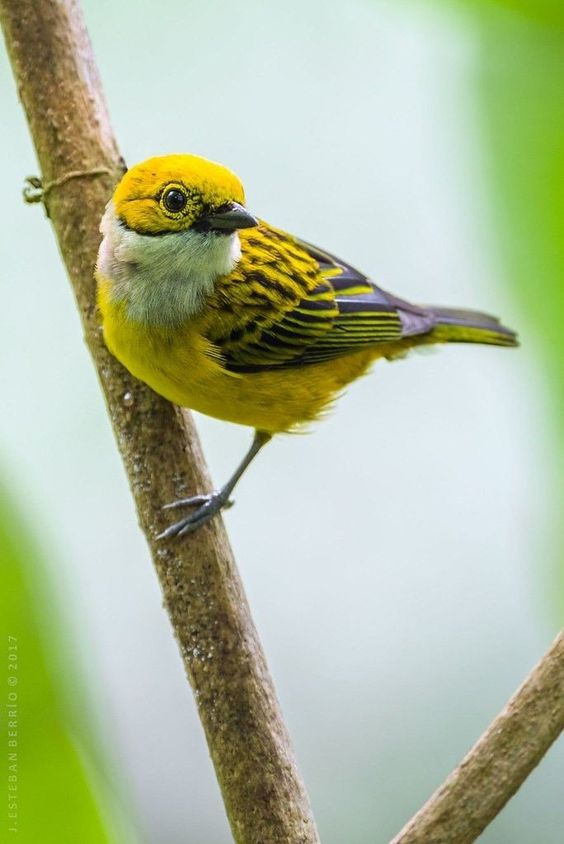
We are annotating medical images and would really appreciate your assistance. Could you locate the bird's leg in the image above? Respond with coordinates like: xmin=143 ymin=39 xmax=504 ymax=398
xmin=157 ymin=430 xmax=272 ymax=539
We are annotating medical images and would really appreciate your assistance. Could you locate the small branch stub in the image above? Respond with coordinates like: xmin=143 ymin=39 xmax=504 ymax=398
xmin=22 ymin=167 xmax=114 ymax=219
xmin=22 ymin=175 xmax=44 ymax=204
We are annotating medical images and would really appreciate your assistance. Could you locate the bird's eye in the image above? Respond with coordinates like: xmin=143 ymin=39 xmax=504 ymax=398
xmin=163 ymin=188 xmax=187 ymax=213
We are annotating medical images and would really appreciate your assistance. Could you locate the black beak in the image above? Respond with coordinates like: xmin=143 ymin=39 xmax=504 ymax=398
xmin=196 ymin=202 xmax=258 ymax=233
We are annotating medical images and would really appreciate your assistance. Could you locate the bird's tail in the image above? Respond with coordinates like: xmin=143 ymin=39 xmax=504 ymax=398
xmin=426 ymin=305 xmax=518 ymax=348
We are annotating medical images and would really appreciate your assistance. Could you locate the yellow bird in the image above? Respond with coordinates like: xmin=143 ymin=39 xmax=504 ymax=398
xmin=96 ymin=154 xmax=517 ymax=537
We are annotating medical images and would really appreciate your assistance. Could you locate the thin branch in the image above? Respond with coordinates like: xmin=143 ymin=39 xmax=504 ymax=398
xmin=391 ymin=631 xmax=564 ymax=844
xmin=0 ymin=2 xmax=319 ymax=842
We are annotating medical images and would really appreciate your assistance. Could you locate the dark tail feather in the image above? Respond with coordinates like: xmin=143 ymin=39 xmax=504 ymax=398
xmin=426 ymin=305 xmax=518 ymax=347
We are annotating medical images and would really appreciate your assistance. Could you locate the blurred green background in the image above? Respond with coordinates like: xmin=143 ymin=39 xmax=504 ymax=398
xmin=1 ymin=0 xmax=562 ymax=841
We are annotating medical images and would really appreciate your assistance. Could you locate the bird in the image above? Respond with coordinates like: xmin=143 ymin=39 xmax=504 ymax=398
xmin=96 ymin=154 xmax=518 ymax=538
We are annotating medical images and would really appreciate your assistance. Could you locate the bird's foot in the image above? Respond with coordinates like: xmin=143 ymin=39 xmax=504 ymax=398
xmin=157 ymin=490 xmax=234 ymax=539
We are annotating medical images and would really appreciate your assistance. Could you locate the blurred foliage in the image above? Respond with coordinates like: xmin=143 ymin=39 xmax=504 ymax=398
xmin=0 ymin=482 xmax=122 ymax=843
xmin=436 ymin=0 xmax=564 ymax=606
xmin=473 ymin=0 xmax=564 ymax=28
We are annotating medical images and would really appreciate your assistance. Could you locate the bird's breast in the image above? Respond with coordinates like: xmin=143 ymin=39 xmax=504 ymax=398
xmin=97 ymin=276 xmax=380 ymax=432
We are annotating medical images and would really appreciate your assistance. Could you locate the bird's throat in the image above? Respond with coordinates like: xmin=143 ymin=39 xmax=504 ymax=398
xmin=96 ymin=203 xmax=241 ymax=327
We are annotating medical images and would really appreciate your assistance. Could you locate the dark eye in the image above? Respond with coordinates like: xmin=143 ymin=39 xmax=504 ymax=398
xmin=163 ymin=188 xmax=187 ymax=213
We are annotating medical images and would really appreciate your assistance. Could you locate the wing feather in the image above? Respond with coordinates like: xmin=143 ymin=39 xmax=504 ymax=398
xmin=203 ymin=224 xmax=433 ymax=372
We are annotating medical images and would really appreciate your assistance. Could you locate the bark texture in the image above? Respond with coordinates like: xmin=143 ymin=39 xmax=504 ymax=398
xmin=391 ymin=632 xmax=564 ymax=844
xmin=0 ymin=2 xmax=319 ymax=842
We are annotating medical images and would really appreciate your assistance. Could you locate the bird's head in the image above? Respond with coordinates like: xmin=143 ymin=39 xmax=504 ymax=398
xmin=97 ymin=154 xmax=257 ymax=325
xmin=112 ymin=154 xmax=256 ymax=236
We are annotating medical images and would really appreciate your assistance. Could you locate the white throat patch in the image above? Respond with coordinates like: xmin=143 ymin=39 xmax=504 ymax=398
xmin=97 ymin=203 xmax=241 ymax=326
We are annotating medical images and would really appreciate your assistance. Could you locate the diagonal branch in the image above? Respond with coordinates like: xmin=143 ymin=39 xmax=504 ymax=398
xmin=0 ymin=1 xmax=320 ymax=842
xmin=391 ymin=631 xmax=564 ymax=844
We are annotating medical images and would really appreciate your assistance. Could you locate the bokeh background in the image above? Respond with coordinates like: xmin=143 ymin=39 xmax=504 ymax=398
xmin=1 ymin=0 xmax=563 ymax=841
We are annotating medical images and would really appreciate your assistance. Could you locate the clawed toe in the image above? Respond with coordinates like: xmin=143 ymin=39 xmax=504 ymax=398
xmin=162 ymin=494 xmax=213 ymax=511
xmin=157 ymin=432 xmax=269 ymax=539
xmin=157 ymin=490 xmax=231 ymax=539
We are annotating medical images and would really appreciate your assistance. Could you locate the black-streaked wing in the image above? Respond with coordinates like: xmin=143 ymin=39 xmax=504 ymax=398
xmin=290 ymin=236 xmax=434 ymax=364
xmin=218 ymin=280 xmax=339 ymax=370
xmin=208 ymin=226 xmax=338 ymax=369
xmin=216 ymin=227 xmax=434 ymax=372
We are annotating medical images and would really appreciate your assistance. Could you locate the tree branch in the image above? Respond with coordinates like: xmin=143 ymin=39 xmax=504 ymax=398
xmin=390 ymin=631 xmax=564 ymax=844
xmin=0 ymin=2 xmax=319 ymax=841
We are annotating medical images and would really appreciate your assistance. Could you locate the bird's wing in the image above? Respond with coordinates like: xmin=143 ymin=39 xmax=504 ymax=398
xmin=204 ymin=223 xmax=433 ymax=371
xmin=291 ymin=235 xmax=436 ymax=364
xmin=203 ymin=224 xmax=339 ymax=369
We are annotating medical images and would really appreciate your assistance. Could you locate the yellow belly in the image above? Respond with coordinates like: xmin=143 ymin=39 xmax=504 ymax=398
xmin=98 ymin=280 xmax=382 ymax=433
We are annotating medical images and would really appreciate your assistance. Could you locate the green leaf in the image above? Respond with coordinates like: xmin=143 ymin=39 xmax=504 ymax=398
xmin=0 ymin=482 xmax=127 ymax=843
xmin=431 ymin=0 xmax=564 ymax=612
